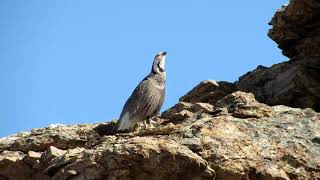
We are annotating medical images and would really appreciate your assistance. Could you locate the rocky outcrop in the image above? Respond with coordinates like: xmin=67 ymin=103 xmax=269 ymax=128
xmin=1 ymin=91 xmax=320 ymax=180
xmin=267 ymin=0 xmax=320 ymax=58
xmin=236 ymin=58 xmax=320 ymax=111
xmin=181 ymin=0 xmax=320 ymax=112
xmin=179 ymin=80 xmax=236 ymax=105
xmin=236 ymin=0 xmax=320 ymax=111
xmin=1 ymin=1 xmax=320 ymax=179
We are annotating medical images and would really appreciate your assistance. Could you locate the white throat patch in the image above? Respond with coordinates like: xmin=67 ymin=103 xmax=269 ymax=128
xmin=159 ymin=56 xmax=166 ymax=71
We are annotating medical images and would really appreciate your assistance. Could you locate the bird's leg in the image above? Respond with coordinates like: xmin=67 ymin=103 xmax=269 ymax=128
xmin=146 ymin=118 xmax=156 ymax=125
xmin=146 ymin=117 xmax=157 ymax=129
xmin=143 ymin=120 xmax=148 ymax=129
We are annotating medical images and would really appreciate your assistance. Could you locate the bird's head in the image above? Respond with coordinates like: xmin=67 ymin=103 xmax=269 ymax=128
xmin=152 ymin=51 xmax=167 ymax=74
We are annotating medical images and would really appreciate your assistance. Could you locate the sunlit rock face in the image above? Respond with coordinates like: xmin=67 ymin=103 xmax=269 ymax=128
xmin=1 ymin=88 xmax=319 ymax=180
xmin=237 ymin=0 xmax=320 ymax=112
xmin=1 ymin=1 xmax=320 ymax=179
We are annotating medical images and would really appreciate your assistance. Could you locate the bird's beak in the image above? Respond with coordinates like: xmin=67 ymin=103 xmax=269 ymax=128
xmin=162 ymin=52 xmax=167 ymax=56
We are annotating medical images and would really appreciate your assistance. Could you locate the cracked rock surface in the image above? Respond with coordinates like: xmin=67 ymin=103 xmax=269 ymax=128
xmin=1 ymin=90 xmax=319 ymax=180
xmin=236 ymin=0 xmax=320 ymax=112
xmin=1 ymin=0 xmax=320 ymax=179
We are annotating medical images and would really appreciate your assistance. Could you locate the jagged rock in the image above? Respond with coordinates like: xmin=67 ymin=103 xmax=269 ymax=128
xmin=27 ymin=151 xmax=42 ymax=160
xmin=24 ymin=151 xmax=42 ymax=167
xmin=0 ymin=124 xmax=100 ymax=153
xmin=267 ymin=0 xmax=320 ymax=58
xmin=0 ymin=132 xmax=30 ymax=152
xmin=162 ymin=102 xmax=193 ymax=119
xmin=180 ymin=80 xmax=236 ymax=105
xmin=192 ymin=103 xmax=214 ymax=114
xmin=216 ymin=91 xmax=272 ymax=118
xmin=1 ymin=1 xmax=320 ymax=179
xmin=236 ymin=0 xmax=320 ymax=112
xmin=98 ymin=136 xmax=215 ymax=180
xmin=0 ymin=151 xmax=30 ymax=180
xmin=42 ymin=146 xmax=67 ymax=162
xmin=162 ymin=102 xmax=214 ymax=122
xmin=0 ymin=96 xmax=319 ymax=179
xmin=237 ymin=56 xmax=320 ymax=112
xmin=0 ymin=150 xmax=25 ymax=163
xmin=169 ymin=109 xmax=194 ymax=122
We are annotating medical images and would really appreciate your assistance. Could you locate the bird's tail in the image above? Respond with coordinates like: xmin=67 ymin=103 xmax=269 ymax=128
xmin=113 ymin=120 xmax=121 ymax=132
xmin=116 ymin=112 xmax=132 ymax=131
xmin=93 ymin=120 xmax=118 ymax=136
xmin=93 ymin=114 xmax=131 ymax=135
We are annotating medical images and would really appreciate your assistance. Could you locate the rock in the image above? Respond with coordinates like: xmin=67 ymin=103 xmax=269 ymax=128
xmin=162 ymin=102 xmax=214 ymax=122
xmin=42 ymin=146 xmax=67 ymax=162
xmin=43 ymin=147 xmax=88 ymax=179
xmin=0 ymin=151 xmax=32 ymax=180
xmin=27 ymin=151 xmax=42 ymax=159
xmin=0 ymin=150 xmax=25 ymax=163
xmin=161 ymin=102 xmax=193 ymax=120
xmin=66 ymin=170 xmax=77 ymax=175
xmin=0 ymin=95 xmax=319 ymax=179
xmin=236 ymin=0 xmax=320 ymax=112
xmin=167 ymin=109 xmax=194 ymax=123
xmin=98 ymin=137 xmax=215 ymax=180
xmin=0 ymin=124 xmax=99 ymax=153
xmin=161 ymin=102 xmax=195 ymax=123
xmin=48 ymin=124 xmax=66 ymax=129
xmin=216 ymin=91 xmax=273 ymax=118
xmin=0 ymin=1 xmax=320 ymax=179
xmin=0 ymin=132 xmax=30 ymax=152
xmin=192 ymin=103 xmax=214 ymax=114
xmin=180 ymin=80 xmax=236 ymax=105
xmin=24 ymin=151 xmax=42 ymax=166
xmin=267 ymin=0 xmax=320 ymax=58
xmin=236 ymin=57 xmax=320 ymax=112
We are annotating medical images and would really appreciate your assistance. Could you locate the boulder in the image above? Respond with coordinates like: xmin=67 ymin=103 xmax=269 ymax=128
xmin=0 ymin=95 xmax=319 ymax=179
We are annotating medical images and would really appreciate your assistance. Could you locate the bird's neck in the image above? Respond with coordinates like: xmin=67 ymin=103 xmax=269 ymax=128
xmin=147 ymin=72 xmax=166 ymax=84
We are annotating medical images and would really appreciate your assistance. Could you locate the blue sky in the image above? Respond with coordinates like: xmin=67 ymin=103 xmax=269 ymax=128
xmin=0 ymin=0 xmax=288 ymax=137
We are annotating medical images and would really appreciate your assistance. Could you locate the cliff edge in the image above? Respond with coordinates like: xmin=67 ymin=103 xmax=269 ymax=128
xmin=1 ymin=90 xmax=319 ymax=179
xmin=236 ymin=0 xmax=320 ymax=111
xmin=1 ymin=0 xmax=320 ymax=179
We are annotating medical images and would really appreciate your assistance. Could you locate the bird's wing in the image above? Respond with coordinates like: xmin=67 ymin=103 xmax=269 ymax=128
xmin=119 ymin=78 xmax=164 ymax=121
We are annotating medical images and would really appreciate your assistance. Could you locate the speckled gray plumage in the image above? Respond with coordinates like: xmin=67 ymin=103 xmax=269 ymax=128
xmin=116 ymin=52 xmax=166 ymax=131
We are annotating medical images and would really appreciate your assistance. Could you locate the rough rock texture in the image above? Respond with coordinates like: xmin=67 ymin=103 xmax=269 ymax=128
xmin=1 ymin=91 xmax=320 ymax=180
xmin=180 ymin=80 xmax=236 ymax=105
xmin=1 ymin=1 xmax=320 ymax=180
xmin=267 ymin=0 xmax=320 ymax=58
xmin=215 ymin=91 xmax=273 ymax=119
xmin=180 ymin=0 xmax=320 ymax=112
xmin=236 ymin=0 xmax=320 ymax=112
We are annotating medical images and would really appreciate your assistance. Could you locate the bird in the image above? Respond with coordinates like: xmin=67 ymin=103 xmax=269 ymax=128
xmin=116 ymin=51 xmax=167 ymax=131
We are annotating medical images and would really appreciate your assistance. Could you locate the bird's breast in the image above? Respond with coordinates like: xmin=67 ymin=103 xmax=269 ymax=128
xmin=154 ymin=84 xmax=165 ymax=90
